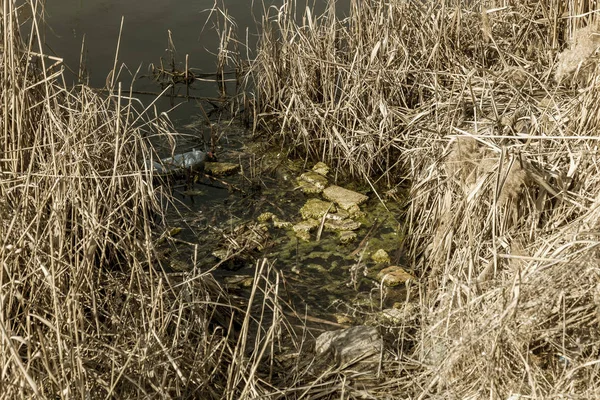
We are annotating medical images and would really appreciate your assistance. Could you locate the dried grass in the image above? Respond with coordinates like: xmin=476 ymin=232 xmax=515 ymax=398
xmin=0 ymin=2 xmax=242 ymax=398
xmin=249 ymin=0 xmax=600 ymax=398
xmin=555 ymin=22 xmax=600 ymax=85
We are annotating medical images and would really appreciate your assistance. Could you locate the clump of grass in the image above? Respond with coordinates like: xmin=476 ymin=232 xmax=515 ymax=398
xmin=555 ymin=22 xmax=600 ymax=85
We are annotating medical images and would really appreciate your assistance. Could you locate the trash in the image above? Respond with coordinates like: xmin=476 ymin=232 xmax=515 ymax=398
xmin=145 ymin=149 xmax=214 ymax=176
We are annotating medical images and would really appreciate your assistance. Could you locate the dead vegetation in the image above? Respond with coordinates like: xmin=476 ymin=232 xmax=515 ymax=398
xmin=0 ymin=2 xmax=244 ymax=398
xmin=250 ymin=0 xmax=600 ymax=397
xmin=7 ymin=0 xmax=600 ymax=397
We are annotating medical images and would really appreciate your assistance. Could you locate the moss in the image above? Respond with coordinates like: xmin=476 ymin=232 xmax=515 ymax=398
xmin=371 ymin=249 xmax=390 ymax=264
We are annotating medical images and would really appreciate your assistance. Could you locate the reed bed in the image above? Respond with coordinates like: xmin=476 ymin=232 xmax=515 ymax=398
xmin=0 ymin=2 xmax=250 ymax=398
xmin=251 ymin=0 xmax=600 ymax=397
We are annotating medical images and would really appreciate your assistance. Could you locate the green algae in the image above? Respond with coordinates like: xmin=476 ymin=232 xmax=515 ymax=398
xmin=164 ymin=141 xmax=409 ymax=324
xmin=300 ymin=198 xmax=335 ymax=220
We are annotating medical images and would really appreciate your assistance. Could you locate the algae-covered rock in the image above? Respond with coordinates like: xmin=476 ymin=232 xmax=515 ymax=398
xmin=339 ymin=231 xmax=357 ymax=244
xmin=292 ymin=219 xmax=319 ymax=233
xmin=324 ymin=218 xmax=361 ymax=232
xmin=292 ymin=219 xmax=319 ymax=241
xmin=297 ymin=171 xmax=328 ymax=193
xmin=371 ymin=249 xmax=390 ymax=264
xmin=347 ymin=205 xmax=365 ymax=218
xmin=323 ymin=185 xmax=368 ymax=210
xmin=204 ymin=161 xmax=239 ymax=176
xmin=273 ymin=216 xmax=293 ymax=229
xmin=296 ymin=179 xmax=321 ymax=194
xmin=300 ymin=198 xmax=335 ymax=220
xmin=326 ymin=209 xmax=350 ymax=220
xmin=257 ymin=212 xmax=275 ymax=223
xmin=376 ymin=265 xmax=416 ymax=287
xmin=312 ymin=162 xmax=330 ymax=177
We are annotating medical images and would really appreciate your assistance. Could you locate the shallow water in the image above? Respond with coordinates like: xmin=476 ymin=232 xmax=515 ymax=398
xmin=160 ymin=127 xmax=409 ymax=328
xmin=39 ymin=0 xmax=400 ymax=328
xmin=41 ymin=0 xmax=349 ymax=136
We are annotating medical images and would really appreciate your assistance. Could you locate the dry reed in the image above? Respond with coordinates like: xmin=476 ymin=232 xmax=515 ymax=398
xmin=250 ymin=0 xmax=600 ymax=398
xmin=0 ymin=2 xmax=247 ymax=398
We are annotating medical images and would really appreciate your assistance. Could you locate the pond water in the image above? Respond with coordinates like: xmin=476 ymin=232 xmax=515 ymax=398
xmin=41 ymin=0 xmax=348 ymax=137
xmin=39 ymin=0 xmax=406 ymax=330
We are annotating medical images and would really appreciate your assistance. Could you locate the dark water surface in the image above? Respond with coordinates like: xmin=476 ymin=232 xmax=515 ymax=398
xmin=43 ymin=0 xmax=263 ymax=125
xmin=42 ymin=0 xmax=346 ymax=122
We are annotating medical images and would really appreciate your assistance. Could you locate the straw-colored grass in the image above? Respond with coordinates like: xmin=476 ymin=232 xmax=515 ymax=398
xmin=8 ymin=0 xmax=600 ymax=397
xmin=0 ymin=2 xmax=248 ymax=398
xmin=250 ymin=0 xmax=600 ymax=397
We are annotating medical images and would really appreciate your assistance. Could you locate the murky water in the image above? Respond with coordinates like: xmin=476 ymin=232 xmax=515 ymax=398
xmin=41 ymin=0 xmax=349 ymax=132
xmin=39 ymin=0 xmax=404 ymax=329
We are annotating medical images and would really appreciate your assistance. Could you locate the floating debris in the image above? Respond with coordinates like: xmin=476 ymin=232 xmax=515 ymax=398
xmin=145 ymin=149 xmax=214 ymax=176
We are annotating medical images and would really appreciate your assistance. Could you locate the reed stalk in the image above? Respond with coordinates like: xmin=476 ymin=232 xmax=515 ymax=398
xmin=0 ymin=1 xmax=240 ymax=398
